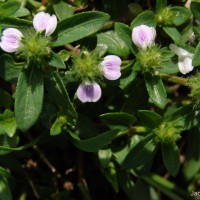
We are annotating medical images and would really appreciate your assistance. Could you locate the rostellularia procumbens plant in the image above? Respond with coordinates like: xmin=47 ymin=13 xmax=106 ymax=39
xmin=0 ymin=12 xmax=57 ymax=67
xmin=72 ymin=51 xmax=122 ymax=103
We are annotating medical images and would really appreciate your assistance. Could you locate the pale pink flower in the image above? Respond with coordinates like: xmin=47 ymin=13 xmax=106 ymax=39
xmin=100 ymin=55 xmax=122 ymax=80
xmin=33 ymin=12 xmax=57 ymax=36
xmin=132 ymin=25 xmax=156 ymax=49
xmin=0 ymin=28 xmax=23 ymax=53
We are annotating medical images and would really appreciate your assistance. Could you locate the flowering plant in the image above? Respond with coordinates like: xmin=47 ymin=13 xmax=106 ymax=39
xmin=0 ymin=0 xmax=200 ymax=199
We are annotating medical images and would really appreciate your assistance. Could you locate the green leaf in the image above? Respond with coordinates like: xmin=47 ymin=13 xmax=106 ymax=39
xmin=138 ymin=110 xmax=163 ymax=129
xmin=52 ymin=11 xmax=110 ymax=47
xmin=100 ymin=112 xmax=136 ymax=130
xmin=57 ymin=50 xmax=70 ymax=62
xmin=45 ymin=72 xmax=77 ymax=124
xmin=163 ymin=26 xmax=181 ymax=44
xmin=0 ymin=177 xmax=12 ymax=200
xmin=131 ymin=11 xmax=156 ymax=29
xmin=165 ymin=105 xmax=195 ymax=131
xmin=3 ymin=109 xmax=17 ymax=137
xmin=190 ymin=2 xmax=200 ymax=20
xmin=0 ymin=135 xmax=19 ymax=155
xmin=158 ymin=60 xmax=179 ymax=74
xmin=71 ymin=129 xmax=119 ymax=152
xmin=98 ymin=149 xmax=112 ymax=168
xmin=144 ymin=73 xmax=167 ymax=109
xmin=119 ymin=62 xmax=137 ymax=90
xmin=15 ymin=67 xmax=44 ymax=132
xmin=114 ymin=22 xmax=137 ymax=55
xmin=0 ymin=54 xmax=23 ymax=82
xmin=171 ymin=7 xmax=191 ymax=26
xmin=156 ymin=0 xmax=167 ymax=10
xmin=0 ymin=133 xmax=42 ymax=152
xmin=50 ymin=117 xmax=62 ymax=136
xmin=0 ymin=17 xmax=32 ymax=29
xmin=161 ymin=143 xmax=180 ymax=176
xmin=192 ymin=41 xmax=200 ymax=66
xmin=97 ymin=30 xmax=129 ymax=59
xmin=122 ymin=133 xmax=158 ymax=169
xmin=0 ymin=0 xmax=21 ymax=17
xmin=53 ymin=1 xmax=74 ymax=20
xmin=47 ymin=52 xmax=66 ymax=69
xmin=10 ymin=6 xmax=30 ymax=18
xmin=114 ymin=135 xmax=140 ymax=165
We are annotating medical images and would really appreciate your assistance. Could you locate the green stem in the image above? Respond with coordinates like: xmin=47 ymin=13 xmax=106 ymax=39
xmin=160 ymin=74 xmax=188 ymax=86
xmin=142 ymin=173 xmax=194 ymax=200
xmin=116 ymin=126 xmax=149 ymax=138
xmin=130 ymin=126 xmax=149 ymax=133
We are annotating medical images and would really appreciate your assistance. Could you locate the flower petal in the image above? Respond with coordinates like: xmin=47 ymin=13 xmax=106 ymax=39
xmin=169 ymin=44 xmax=191 ymax=57
xmin=45 ymin=14 xmax=57 ymax=36
xmin=77 ymin=82 xmax=102 ymax=103
xmin=178 ymin=56 xmax=194 ymax=75
xmin=33 ymin=12 xmax=46 ymax=32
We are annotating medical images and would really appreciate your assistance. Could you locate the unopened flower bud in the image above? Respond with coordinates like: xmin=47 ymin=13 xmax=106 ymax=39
xmin=132 ymin=25 xmax=156 ymax=49
xmin=0 ymin=28 xmax=23 ymax=53
xmin=33 ymin=12 xmax=57 ymax=36
xmin=169 ymin=44 xmax=194 ymax=75
xmin=100 ymin=55 xmax=121 ymax=80
xmin=77 ymin=81 xmax=101 ymax=103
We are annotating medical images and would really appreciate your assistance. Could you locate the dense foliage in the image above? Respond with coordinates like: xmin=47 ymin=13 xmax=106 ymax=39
xmin=0 ymin=0 xmax=200 ymax=199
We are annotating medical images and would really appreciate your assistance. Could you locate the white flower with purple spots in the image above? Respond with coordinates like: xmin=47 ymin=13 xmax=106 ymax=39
xmin=169 ymin=44 xmax=194 ymax=75
xmin=33 ymin=12 xmax=57 ymax=36
xmin=132 ymin=25 xmax=156 ymax=49
xmin=100 ymin=55 xmax=122 ymax=80
xmin=0 ymin=28 xmax=23 ymax=53
xmin=77 ymin=81 xmax=102 ymax=103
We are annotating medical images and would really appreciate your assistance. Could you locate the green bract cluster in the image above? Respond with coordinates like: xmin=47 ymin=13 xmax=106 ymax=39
xmin=71 ymin=50 xmax=102 ymax=81
xmin=18 ymin=31 xmax=51 ymax=67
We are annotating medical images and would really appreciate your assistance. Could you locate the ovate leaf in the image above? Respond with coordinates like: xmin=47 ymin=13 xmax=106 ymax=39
xmin=0 ymin=178 xmax=12 ymax=200
xmin=161 ymin=143 xmax=180 ymax=176
xmin=15 ymin=67 xmax=44 ymax=132
xmin=131 ymin=11 xmax=156 ymax=29
xmin=71 ymin=129 xmax=119 ymax=152
xmin=144 ymin=73 xmax=167 ymax=109
xmin=52 ymin=11 xmax=110 ymax=47
xmin=97 ymin=31 xmax=129 ymax=59
xmin=122 ymin=134 xmax=158 ymax=169
xmin=0 ymin=0 xmax=20 ymax=17
xmin=138 ymin=110 xmax=163 ymax=129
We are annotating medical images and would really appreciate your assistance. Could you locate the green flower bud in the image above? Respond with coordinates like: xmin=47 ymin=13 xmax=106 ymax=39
xmin=17 ymin=29 xmax=51 ymax=67
xmin=155 ymin=7 xmax=174 ymax=25
xmin=155 ymin=123 xmax=181 ymax=144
